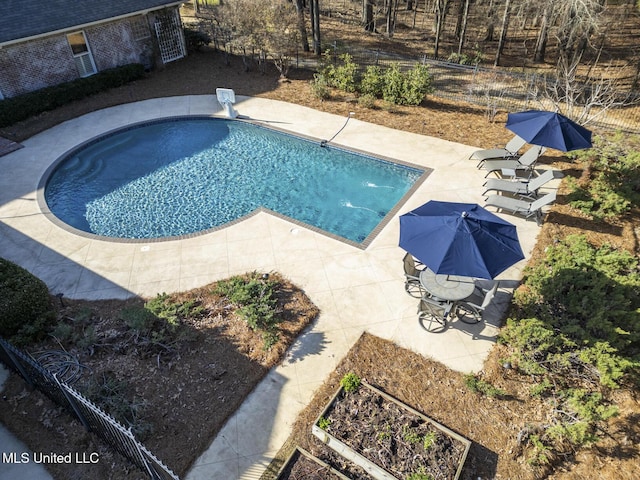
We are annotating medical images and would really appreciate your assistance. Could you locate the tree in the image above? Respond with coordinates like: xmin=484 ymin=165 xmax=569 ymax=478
xmin=554 ymin=0 xmax=604 ymax=69
xmin=533 ymin=1 xmax=553 ymax=63
xmin=219 ymin=0 xmax=300 ymax=76
xmin=433 ymin=0 xmax=450 ymax=58
xmin=309 ymin=0 xmax=321 ymax=55
xmin=494 ymin=0 xmax=512 ymax=66
xmin=456 ymin=0 xmax=471 ymax=56
xmin=295 ymin=0 xmax=310 ymax=52
xmin=530 ymin=56 xmax=636 ymax=127
xmin=363 ymin=0 xmax=375 ymax=32
xmin=386 ymin=0 xmax=400 ymax=37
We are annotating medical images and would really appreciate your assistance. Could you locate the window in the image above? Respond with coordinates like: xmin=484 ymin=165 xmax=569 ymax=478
xmin=130 ymin=16 xmax=151 ymax=41
xmin=67 ymin=31 xmax=97 ymax=77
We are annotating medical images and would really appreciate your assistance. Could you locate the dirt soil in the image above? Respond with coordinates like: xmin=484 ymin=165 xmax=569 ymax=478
xmin=0 ymin=274 xmax=319 ymax=479
xmin=319 ymin=382 xmax=467 ymax=479
xmin=277 ymin=448 xmax=348 ymax=480
xmin=1 ymin=12 xmax=639 ymax=480
xmin=268 ymin=333 xmax=640 ymax=480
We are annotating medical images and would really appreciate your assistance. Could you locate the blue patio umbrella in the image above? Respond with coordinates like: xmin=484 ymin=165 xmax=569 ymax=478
xmin=399 ymin=201 xmax=525 ymax=279
xmin=505 ymin=110 xmax=592 ymax=152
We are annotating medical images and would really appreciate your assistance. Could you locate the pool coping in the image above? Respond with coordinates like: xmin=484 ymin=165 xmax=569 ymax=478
xmin=36 ymin=114 xmax=432 ymax=249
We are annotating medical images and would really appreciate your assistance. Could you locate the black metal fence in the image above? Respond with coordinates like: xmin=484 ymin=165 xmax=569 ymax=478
xmin=0 ymin=338 xmax=179 ymax=480
xmin=317 ymin=46 xmax=640 ymax=133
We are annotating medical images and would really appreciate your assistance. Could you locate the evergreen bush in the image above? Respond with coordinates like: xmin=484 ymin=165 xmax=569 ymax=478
xmin=0 ymin=63 xmax=146 ymax=128
xmin=0 ymin=258 xmax=54 ymax=343
xmin=359 ymin=65 xmax=384 ymax=97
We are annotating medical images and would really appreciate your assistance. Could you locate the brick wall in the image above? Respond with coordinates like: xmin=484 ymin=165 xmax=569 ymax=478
xmin=87 ymin=20 xmax=147 ymax=71
xmin=0 ymin=36 xmax=77 ymax=97
xmin=0 ymin=15 xmax=157 ymax=99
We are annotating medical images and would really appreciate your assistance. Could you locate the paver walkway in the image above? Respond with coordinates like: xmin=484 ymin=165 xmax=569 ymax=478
xmin=0 ymin=96 xmax=549 ymax=479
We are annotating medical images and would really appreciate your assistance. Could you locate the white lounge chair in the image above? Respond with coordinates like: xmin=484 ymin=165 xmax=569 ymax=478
xmin=469 ymin=135 xmax=526 ymax=162
xmin=480 ymin=146 xmax=547 ymax=178
xmin=482 ymin=169 xmax=556 ymax=198
xmin=485 ymin=191 xmax=557 ymax=225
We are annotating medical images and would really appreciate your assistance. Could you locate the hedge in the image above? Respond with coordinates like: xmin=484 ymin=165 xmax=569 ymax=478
xmin=0 ymin=258 xmax=54 ymax=343
xmin=0 ymin=63 xmax=146 ymax=128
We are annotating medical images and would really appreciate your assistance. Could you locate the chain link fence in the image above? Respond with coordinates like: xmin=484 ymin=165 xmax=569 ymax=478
xmin=0 ymin=337 xmax=179 ymax=480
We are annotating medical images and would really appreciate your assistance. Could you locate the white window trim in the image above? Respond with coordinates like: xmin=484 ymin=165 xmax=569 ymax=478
xmin=67 ymin=31 xmax=97 ymax=78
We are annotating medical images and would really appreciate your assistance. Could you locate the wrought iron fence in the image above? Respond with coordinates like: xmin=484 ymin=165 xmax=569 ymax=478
xmin=186 ymin=1 xmax=640 ymax=134
xmin=0 ymin=337 xmax=179 ymax=480
xmin=317 ymin=46 xmax=640 ymax=133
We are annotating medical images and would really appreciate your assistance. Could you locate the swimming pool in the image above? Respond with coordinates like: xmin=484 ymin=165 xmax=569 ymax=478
xmin=43 ymin=117 xmax=425 ymax=244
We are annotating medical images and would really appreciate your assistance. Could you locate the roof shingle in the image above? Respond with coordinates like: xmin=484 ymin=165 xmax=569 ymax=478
xmin=0 ymin=0 xmax=184 ymax=45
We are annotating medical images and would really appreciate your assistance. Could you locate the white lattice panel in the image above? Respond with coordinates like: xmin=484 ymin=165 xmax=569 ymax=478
xmin=154 ymin=10 xmax=185 ymax=64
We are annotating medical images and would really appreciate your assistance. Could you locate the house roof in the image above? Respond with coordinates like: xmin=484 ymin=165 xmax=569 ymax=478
xmin=0 ymin=0 xmax=184 ymax=46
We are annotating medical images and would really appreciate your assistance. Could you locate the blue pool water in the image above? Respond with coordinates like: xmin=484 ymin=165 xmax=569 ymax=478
xmin=44 ymin=118 xmax=424 ymax=242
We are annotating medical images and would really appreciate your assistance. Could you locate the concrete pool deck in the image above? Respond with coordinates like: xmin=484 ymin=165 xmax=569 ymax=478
xmin=0 ymin=96 xmax=552 ymax=479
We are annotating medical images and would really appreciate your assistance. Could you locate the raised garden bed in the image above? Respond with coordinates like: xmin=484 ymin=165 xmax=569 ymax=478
xmin=312 ymin=380 xmax=471 ymax=480
xmin=276 ymin=446 xmax=351 ymax=480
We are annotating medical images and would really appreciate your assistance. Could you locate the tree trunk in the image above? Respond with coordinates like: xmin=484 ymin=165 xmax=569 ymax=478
xmin=484 ymin=0 xmax=495 ymax=41
xmin=363 ymin=0 xmax=375 ymax=32
xmin=433 ymin=0 xmax=448 ymax=58
xmin=457 ymin=0 xmax=470 ymax=56
xmin=533 ymin=3 xmax=552 ymax=63
xmin=386 ymin=0 xmax=399 ymax=37
xmin=311 ymin=0 xmax=321 ymax=55
xmin=494 ymin=0 xmax=511 ymax=66
xmin=311 ymin=0 xmax=322 ymax=55
xmin=295 ymin=0 xmax=310 ymax=52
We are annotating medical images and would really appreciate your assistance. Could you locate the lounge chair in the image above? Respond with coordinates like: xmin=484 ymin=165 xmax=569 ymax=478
xmin=482 ymin=169 xmax=556 ymax=198
xmin=403 ymin=253 xmax=425 ymax=298
xmin=485 ymin=191 xmax=557 ymax=225
xmin=469 ymin=135 xmax=526 ymax=162
xmin=479 ymin=146 xmax=547 ymax=178
xmin=454 ymin=282 xmax=499 ymax=324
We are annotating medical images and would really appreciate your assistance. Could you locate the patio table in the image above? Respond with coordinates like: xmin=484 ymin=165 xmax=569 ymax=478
xmin=419 ymin=268 xmax=476 ymax=301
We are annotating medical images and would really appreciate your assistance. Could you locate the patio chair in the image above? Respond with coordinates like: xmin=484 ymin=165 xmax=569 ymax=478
xmin=482 ymin=169 xmax=556 ymax=198
xmin=418 ymin=295 xmax=452 ymax=332
xmin=403 ymin=252 xmax=425 ymax=297
xmin=454 ymin=282 xmax=499 ymax=324
xmin=485 ymin=191 xmax=557 ymax=225
xmin=479 ymin=146 xmax=547 ymax=178
xmin=469 ymin=135 xmax=526 ymax=162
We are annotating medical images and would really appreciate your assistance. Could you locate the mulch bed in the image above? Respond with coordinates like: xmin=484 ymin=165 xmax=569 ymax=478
xmin=319 ymin=382 xmax=467 ymax=480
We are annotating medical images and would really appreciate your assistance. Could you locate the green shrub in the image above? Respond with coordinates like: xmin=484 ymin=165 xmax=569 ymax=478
xmin=381 ymin=63 xmax=433 ymax=106
xmin=360 ymin=65 xmax=384 ymax=97
xmin=565 ymin=134 xmax=640 ymax=220
xmin=402 ymin=63 xmax=433 ymax=105
xmin=0 ymin=63 xmax=146 ymax=127
xmin=500 ymin=234 xmax=640 ymax=462
xmin=0 ymin=258 xmax=54 ymax=343
xmin=325 ymin=53 xmax=358 ymax=93
xmin=214 ymin=273 xmax=282 ymax=348
xmin=382 ymin=64 xmax=405 ymax=104
xmin=357 ymin=93 xmax=377 ymax=109
xmin=183 ymin=26 xmax=211 ymax=52
xmin=463 ymin=373 xmax=507 ymax=398
xmin=310 ymin=73 xmax=331 ymax=100
xmin=339 ymin=372 xmax=361 ymax=393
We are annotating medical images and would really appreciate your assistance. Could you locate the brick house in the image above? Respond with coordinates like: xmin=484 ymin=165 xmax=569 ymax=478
xmin=0 ymin=0 xmax=187 ymax=99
